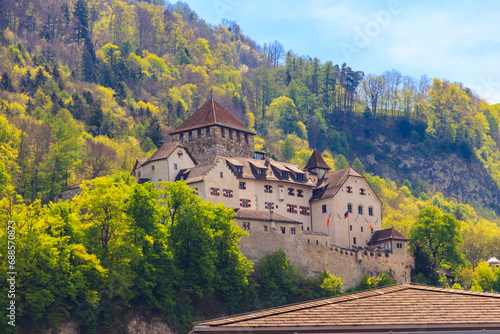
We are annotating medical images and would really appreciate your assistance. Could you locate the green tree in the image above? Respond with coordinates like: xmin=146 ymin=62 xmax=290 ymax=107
xmin=334 ymin=154 xmax=349 ymax=170
xmin=409 ymin=206 xmax=464 ymax=268
xmin=352 ymin=157 xmax=364 ymax=174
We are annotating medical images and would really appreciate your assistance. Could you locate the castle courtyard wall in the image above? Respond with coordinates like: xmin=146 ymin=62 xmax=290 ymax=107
xmin=237 ymin=219 xmax=413 ymax=288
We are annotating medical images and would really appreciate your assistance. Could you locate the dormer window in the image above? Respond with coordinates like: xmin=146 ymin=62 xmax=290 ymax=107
xmin=235 ymin=166 xmax=242 ymax=173
xmin=188 ymin=131 xmax=192 ymax=140
xmin=296 ymin=174 xmax=304 ymax=180
xmin=258 ymin=169 xmax=266 ymax=175
xmin=281 ymin=171 xmax=289 ymax=178
xmin=347 ymin=186 xmax=353 ymax=193
xmin=179 ymin=133 xmax=184 ymax=142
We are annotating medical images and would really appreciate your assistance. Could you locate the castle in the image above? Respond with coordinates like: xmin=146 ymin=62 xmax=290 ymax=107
xmin=134 ymin=98 xmax=413 ymax=287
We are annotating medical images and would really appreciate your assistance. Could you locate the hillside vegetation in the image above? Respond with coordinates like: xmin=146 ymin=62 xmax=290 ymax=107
xmin=1 ymin=0 xmax=500 ymax=332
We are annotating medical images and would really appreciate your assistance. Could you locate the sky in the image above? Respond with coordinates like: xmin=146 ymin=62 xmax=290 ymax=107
xmin=181 ymin=0 xmax=500 ymax=104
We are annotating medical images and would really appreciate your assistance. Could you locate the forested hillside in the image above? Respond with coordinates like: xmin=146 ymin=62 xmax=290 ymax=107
xmin=1 ymin=0 xmax=500 ymax=332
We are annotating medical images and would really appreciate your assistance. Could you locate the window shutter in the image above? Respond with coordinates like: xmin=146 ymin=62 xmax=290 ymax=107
xmin=210 ymin=188 xmax=214 ymax=195
xmin=248 ymin=200 xmax=251 ymax=208
xmin=270 ymin=185 xmax=273 ymax=193
xmin=216 ymin=188 xmax=220 ymax=196
xmin=287 ymin=205 xmax=290 ymax=212
xmin=223 ymin=189 xmax=227 ymax=197
xmin=306 ymin=207 xmax=310 ymax=216
xmin=243 ymin=183 xmax=246 ymax=190
xmin=272 ymin=203 xmax=275 ymax=210
xmin=194 ymin=188 xmax=198 ymax=196
xmin=239 ymin=199 xmax=243 ymax=207
xmin=294 ymin=206 xmax=298 ymax=214
xmin=230 ymin=190 xmax=233 ymax=197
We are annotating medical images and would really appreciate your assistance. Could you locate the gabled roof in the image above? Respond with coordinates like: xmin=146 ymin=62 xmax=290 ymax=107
xmin=368 ymin=227 xmax=409 ymax=245
xmin=176 ymin=164 xmax=216 ymax=183
xmin=170 ymin=98 xmax=256 ymax=135
xmin=304 ymin=149 xmax=330 ymax=170
xmin=235 ymin=208 xmax=301 ymax=224
xmin=142 ymin=142 xmax=197 ymax=166
xmin=311 ymin=167 xmax=369 ymax=202
xmin=189 ymin=284 xmax=500 ymax=333
xmin=133 ymin=158 xmax=147 ymax=172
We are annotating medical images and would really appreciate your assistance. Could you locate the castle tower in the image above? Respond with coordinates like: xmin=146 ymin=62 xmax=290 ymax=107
xmin=304 ymin=149 xmax=330 ymax=179
xmin=170 ymin=98 xmax=256 ymax=165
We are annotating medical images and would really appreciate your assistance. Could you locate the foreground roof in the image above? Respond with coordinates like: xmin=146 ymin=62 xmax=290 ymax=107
xmin=189 ymin=284 xmax=500 ymax=333
xmin=368 ymin=227 xmax=409 ymax=245
xmin=171 ymin=98 xmax=255 ymax=135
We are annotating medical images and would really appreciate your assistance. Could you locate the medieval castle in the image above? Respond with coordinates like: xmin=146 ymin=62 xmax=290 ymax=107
xmin=132 ymin=98 xmax=414 ymax=287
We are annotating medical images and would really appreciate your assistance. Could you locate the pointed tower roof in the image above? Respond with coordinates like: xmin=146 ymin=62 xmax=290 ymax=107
xmin=170 ymin=98 xmax=256 ymax=135
xmin=304 ymin=149 xmax=330 ymax=170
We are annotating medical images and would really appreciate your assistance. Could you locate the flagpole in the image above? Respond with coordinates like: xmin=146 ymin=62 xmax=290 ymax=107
xmin=328 ymin=213 xmax=331 ymax=237
xmin=348 ymin=213 xmax=350 ymax=249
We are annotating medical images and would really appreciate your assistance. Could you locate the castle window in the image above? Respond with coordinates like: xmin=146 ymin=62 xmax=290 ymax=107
xmin=358 ymin=206 xmax=363 ymax=215
xmin=152 ymin=165 xmax=155 ymax=171
xmin=258 ymin=169 xmax=266 ymax=175
xmin=288 ymin=188 xmax=295 ymax=196
xmin=188 ymin=131 xmax=192 ymax=140
xmin=221 ymin=128 xmax=225 ymax=137
xmin=350 ymin=225 xmax=352 ymax=231
xmin=361 ymin=227 xmax=364 ymax=233
xmin=174 ymin=163 xmax=178 ymax=170
xmin=296 ymin=174 xmax=304 ymax=180
xmin=220 ymin=172 xmax=223 ymax=178
xmin=353 ymin=237 xmax=357 ymax=245
xmin=193 ymin=188 xmax=198 ymax=195
xmin=360 ymin=188 xmax=366 ymax=195
xmin=322 ymin=204 xmax=327 ymax=213
xmin=179 ymin=133 xmax=184 ymax=142
xmin=235 ymin=166 xmax=242 ymax=173
xmin=210 ymin=188 xmax=220 ymax=196
xmin=239 ymin=182 xmax=246 ymax=190
xmin=242 ymin=222 xmax=250 ymax=230
xmin=348 ymin=204 xmax=352 ymax=213
xmin=287 ymin=204 xmax=297 ymax=214
xmin=229 ymin=130 xmax=233 ymax=139
xmin=244 ymin=133 xmax=249 ymax=143
xmin=197 ymin=129 xmax=202 ymax=139
xmin=297 ymin=189 xmax=303 ymax=197
xmin=300 ymin=206 xmax=310 ymax=215
xmin=264 ymin=185 xmax=273 ymax=193
xmin=346 ymin=186 xmax=353 ymax=193
xmin=138 ymin=171 xmax=141 ymax=177
xmin=264 ymin=226 xmax=268 ymax=232
xmin=369 ymin=207 xmax=373 ymax=216
xmin=223 ymin=189 xmax=233 ymax=197
xmin=281 ymin=171 xmax=289 ymax=178
xmin=265 ymin=202 xmax=274 ymax=209
xmin=240 ymin=199 xmax=251 ymax=207
xmin=280 ymin=227 xmax=286 ymax=234
xmin=237 ymin=132 xmax=240 ymax=141
xmin=177 ymin=151 xmax=183 ymax=159
xmin=206 ymin=127 xmax=210 ymax=137
xmin=397 ymin=243 xmax=403 ymax=248
xmin=291 ymin=227 xmax=296 ymax=235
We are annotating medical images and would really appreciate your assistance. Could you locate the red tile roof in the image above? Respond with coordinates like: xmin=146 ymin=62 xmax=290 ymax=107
xmin=189 ymin=284 xmax=500 ymax=333
xmin=304 ymin=149 xmax=330 ymax=170
xmin=170 ymin=98 xmax=255 ymax=135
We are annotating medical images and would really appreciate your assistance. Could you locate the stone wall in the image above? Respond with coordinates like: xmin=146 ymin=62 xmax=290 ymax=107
xmin=237 ymin=219 xmax=413 ymax=289
xmin=171 ymin=126 xmax=254 ymax=165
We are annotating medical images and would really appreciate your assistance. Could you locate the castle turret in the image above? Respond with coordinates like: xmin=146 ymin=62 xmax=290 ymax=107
xmin=170 ymin=98 xmax=256 ymax=165
xmin=304 ymin=149 xmax=330 ymax=179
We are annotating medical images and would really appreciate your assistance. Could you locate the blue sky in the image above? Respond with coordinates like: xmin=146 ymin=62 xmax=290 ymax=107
xmin=182 ymin=0 xmax=500 ymax=104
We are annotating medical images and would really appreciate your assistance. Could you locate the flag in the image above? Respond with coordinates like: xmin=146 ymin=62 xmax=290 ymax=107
xmin=344 ymin=211 xmax=349 ymax=219
xmin=369 ymin=222 xmax=373 ymax=232
xmin=326 ymin=217 xmax=330 ymax=227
